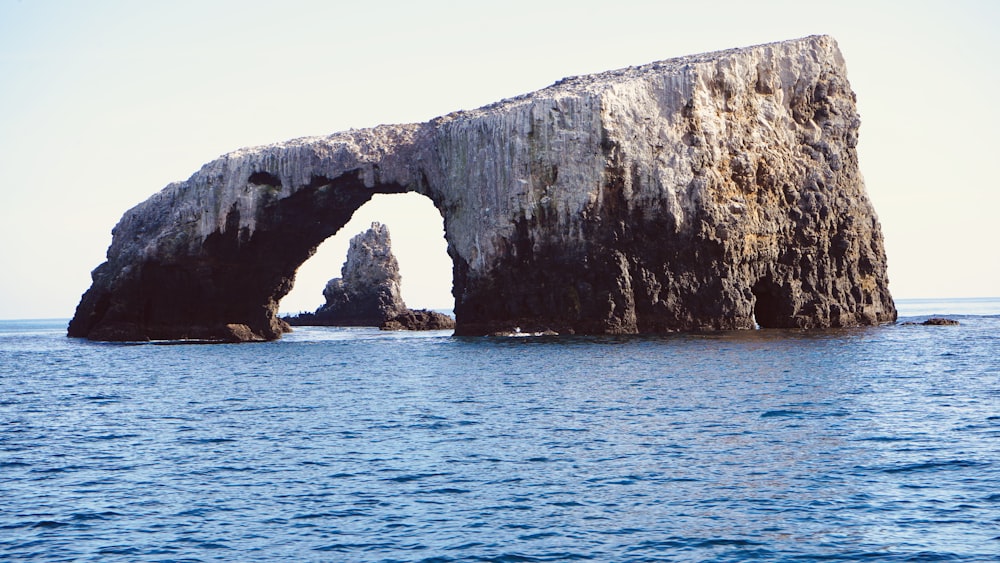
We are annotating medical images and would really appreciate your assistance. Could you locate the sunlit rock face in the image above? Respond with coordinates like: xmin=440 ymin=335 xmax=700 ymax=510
xmin=69 ymin=35 xmax=895 ymax=341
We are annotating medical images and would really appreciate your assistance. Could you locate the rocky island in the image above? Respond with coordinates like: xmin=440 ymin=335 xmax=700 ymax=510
xmin=69 ymin=35 xmax=895 ymax=342
xmin=285 ymin=222 xmax=454 ymax=330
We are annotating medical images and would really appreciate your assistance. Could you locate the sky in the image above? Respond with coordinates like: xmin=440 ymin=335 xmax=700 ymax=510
xmin=1 ymin=0 xmax=997 ymax=319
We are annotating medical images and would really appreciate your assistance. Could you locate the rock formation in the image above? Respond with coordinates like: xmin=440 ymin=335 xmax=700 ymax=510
xmin=284 ymin=222 xmax=456 ymax=330
xmin=920 ymin=318 xmax=959 ymax=326
xmin=69 ymin=35 xmax=896 ymax=342
xmin=380 ymin=309 xmax=456 ymax=331
xmin=901 ymin=318 xmax=960 ymax=326
xmin=286 ymin=222 xmax=407 ymax=326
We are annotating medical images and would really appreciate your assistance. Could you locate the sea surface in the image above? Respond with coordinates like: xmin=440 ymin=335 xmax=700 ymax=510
xmin=2 ymin=298 xmax=998 ymax=562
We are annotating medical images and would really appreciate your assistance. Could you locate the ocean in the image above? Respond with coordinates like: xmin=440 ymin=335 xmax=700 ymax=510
xmin=1 ymin=298 xmax=998 ymax=562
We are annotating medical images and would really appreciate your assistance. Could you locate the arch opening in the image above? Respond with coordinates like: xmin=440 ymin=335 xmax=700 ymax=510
xmin=751 ymin=278 xmax=782 ymax=329
xmin=279 ymin=192 xmax=453 ymax=318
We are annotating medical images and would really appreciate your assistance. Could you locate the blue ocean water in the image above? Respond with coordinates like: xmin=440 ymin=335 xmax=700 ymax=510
xmin=1 ymin=298 xmax=998 ymax=562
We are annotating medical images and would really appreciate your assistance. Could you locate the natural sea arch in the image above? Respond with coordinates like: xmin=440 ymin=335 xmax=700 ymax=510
xmin=281 ymin=193 xmax=452 ymax=316
xmin=69 ymin=154 xmax=461 ymax=342
xmin=68 ymin=36 xmax=896 ymax=342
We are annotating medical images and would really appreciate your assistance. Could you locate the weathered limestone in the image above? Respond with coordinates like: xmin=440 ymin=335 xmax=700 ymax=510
xmin=69 ymin=35 xmax=895 ymax=341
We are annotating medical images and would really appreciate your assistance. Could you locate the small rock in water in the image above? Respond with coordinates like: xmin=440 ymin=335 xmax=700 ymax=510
xmin=921 ymin=317 xmax=959 ymax=326
xmin=380 ymin=309 xmax=456 ymax=331
xmin=900 ymin=317 xmax=960 ymax=326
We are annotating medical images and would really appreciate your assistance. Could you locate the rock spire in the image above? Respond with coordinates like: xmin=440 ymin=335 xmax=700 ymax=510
xmin=286 ymin=223 xmax=455 ymax=330
xmin=291 ymin=222 xmax=406 ymax=326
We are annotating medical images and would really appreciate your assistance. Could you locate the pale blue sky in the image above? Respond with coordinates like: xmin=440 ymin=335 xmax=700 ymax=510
xmin=1 ymin=0 xmax=997 ymax=319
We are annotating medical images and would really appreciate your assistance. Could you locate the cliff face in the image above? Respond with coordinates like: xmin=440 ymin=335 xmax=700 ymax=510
xmin=432 ymin=35 xmax=894 ymax=334
xmin=69 ymin=35 xmax=895 ymax=341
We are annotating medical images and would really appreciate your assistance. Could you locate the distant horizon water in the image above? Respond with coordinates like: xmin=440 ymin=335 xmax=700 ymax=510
xmin=9 ymin=296 xmax=999 ymax=324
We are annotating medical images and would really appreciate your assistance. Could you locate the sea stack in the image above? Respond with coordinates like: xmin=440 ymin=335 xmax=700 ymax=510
xmin=69 ymin=35 xmax=895 ymax=342
xmin=288 ymin=222 xmax=407 ymax=326
xmin=286 ymin=223 xmax=455 ymax=330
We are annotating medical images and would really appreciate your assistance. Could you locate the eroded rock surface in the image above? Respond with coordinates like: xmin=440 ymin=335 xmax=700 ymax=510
xmin=69 ymin=35 xmax=895 ymax=342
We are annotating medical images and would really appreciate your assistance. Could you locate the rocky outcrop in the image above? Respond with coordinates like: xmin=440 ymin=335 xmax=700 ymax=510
xmin=286 ymin=222 xmax=406 ymax=326
xmin=380 ymin=309 xmax=456 ymax=331
xmin=901 ymin=318 xmax=960 ymax=326
xmin=69 ymin=35 xmax=895 ymax=342
xmin=921 ymin=318 xmax=959 ymax=326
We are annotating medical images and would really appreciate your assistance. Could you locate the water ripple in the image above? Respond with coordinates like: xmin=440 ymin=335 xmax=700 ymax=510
xmin=1 ymin=315 xmax=999 ymax=561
